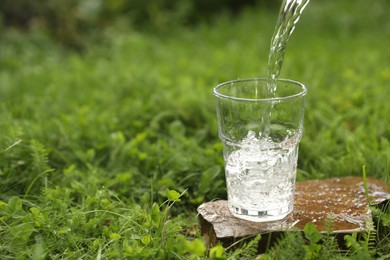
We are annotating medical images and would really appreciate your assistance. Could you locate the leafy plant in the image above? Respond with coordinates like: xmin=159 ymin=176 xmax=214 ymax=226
xmin=303 ymin=223 xmax=323 ymax=259
xmin=0 ymin=0 xmax=390 ymax=258
xmin=227 ymin=235 xmax=262 ymax=259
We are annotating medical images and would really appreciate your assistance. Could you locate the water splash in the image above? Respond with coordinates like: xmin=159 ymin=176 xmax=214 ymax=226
xmin=267 ymin=0 xmax=310 ymax=96
xmin=260 ymin=0 xmax=310 ymax=139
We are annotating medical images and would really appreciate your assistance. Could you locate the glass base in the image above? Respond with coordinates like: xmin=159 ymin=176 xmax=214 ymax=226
xmin=229 ymin=204 xmax=293 ymax=222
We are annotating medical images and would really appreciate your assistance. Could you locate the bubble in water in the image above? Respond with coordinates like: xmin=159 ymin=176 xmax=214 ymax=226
xmin=225 ymin=131 xmax=299 ymax=221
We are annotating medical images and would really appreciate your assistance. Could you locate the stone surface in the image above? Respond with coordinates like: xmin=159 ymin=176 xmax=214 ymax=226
xmin=198 ymin=177 xmax=390 ymax=242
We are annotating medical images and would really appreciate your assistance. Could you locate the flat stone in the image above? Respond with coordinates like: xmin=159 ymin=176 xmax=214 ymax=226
xmin=198 ymin=177 xmax=390 ymax=244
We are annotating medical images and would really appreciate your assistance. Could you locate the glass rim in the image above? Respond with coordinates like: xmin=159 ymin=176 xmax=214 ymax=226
xmin=213 ymin=78 xmax=307 ymax=102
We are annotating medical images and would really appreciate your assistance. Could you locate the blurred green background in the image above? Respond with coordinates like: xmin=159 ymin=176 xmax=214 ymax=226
xmin=1 ymin=0 xmax=390 ymax=206
xmin=0 ymin=0 xmax=274 ymax=49
xmin=1 ymin=0 xmax=390 ymax=258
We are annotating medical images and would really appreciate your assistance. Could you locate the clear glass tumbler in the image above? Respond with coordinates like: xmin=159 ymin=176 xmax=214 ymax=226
xmin=214 ymin=78 xmax=307 ymax=222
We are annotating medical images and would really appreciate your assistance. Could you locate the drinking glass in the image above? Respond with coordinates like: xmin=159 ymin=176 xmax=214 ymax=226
xmin=214 ymin=78 xmax=307 ymax=222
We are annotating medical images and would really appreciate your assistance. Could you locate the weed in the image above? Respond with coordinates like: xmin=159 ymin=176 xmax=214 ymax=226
xmin=1 ymin=0 xmax=390 ymax=258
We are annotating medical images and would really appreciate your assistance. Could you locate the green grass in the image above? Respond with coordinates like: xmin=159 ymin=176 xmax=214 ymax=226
xmin=1 ymin=0 xmax=390 ymax=258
